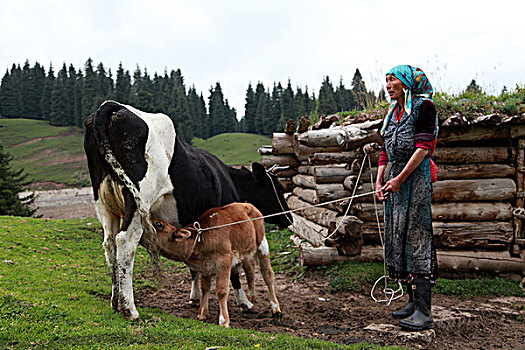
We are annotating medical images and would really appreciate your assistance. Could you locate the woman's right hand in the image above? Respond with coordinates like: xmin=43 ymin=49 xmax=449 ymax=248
xmin=375 ymin=182 xmax=386 ymax=201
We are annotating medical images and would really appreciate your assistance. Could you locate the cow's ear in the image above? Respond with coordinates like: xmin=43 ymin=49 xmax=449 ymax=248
xmin=252 ymin=162 xmax=266 ymax=180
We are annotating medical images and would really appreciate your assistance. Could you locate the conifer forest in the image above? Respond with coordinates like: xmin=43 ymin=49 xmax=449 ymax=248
xmin=0 ymin=59 xmax=378 ymax=142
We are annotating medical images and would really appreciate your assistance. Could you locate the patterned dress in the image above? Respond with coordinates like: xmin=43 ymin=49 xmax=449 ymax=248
xmin=382 ymin=97 xmax=439 ymax=282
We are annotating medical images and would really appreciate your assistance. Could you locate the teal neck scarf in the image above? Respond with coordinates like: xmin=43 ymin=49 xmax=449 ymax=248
xmin=380 ymin=65 xmax=434 ymax=135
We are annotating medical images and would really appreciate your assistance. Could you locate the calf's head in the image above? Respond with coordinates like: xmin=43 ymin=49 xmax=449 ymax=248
xmin=250 ymin=162 xmax=293 ymax=229
xmin=152 ymin=219 xmax=193 ymax=261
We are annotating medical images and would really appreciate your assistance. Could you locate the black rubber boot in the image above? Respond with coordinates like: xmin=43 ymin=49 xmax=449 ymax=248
xmin=392 ymin=283 xmax=414 ymax=319
xmin=399 ymin=278 xmax=434 ymax=331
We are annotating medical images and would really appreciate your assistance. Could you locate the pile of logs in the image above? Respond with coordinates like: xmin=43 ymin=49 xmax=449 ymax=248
xmin=261 ymin=113 xmax=525 ymax=274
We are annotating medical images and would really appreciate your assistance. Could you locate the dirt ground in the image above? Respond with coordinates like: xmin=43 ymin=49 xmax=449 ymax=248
xmin=31 ymin=188 xmax=525 ymax=349
xmin=135 ymin=266 xmax=525 ymax=349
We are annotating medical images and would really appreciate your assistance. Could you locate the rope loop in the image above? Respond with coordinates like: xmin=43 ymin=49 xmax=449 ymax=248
xmin=370 ymin=275 xmax=404 ymax=305
xmin=193 ymin=221 xmax=203 ymax=242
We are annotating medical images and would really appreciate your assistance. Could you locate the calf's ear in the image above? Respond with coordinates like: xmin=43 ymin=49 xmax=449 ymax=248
xmin=177 ymin=229 xmax=192 ymax=239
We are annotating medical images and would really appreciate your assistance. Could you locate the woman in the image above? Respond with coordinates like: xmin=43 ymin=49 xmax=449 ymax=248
xmin=375 ymin=65 xmax=438 ymax=331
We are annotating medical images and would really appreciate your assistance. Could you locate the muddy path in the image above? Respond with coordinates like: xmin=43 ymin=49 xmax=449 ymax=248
xmin=135 ymin=266 xmax=525 ymax=349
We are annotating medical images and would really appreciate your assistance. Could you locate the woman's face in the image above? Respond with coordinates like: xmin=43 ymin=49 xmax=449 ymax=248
xmin=386 ymin=74 xmax=405 ymax=102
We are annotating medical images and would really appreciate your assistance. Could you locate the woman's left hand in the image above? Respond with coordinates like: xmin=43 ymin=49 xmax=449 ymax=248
xmin=382 ymin=176 xmax=402 ymax=193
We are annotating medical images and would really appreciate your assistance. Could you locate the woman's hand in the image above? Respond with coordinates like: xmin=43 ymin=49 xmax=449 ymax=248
xmin=382 ymin=176 xmax=402 ymax=194
xmin=375 ymin=182 xmax=386 ymax=201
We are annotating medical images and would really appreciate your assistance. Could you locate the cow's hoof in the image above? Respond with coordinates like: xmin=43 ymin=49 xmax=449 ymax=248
xmin=241 ymin=304 xmax=256 ymax=313
xmin=123 ymin=313 xmax=142 ymax=323
xmin=188 ymin=299 xmax=200 ymax=307
xmin=272 ymin=311 xmax=283 ymax=319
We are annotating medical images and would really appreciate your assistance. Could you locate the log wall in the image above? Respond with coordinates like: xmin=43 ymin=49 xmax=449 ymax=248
xmin=260 ymin=114 xmax=525 ymax=271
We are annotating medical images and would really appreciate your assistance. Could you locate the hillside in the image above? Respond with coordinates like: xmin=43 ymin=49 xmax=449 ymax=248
xmin=192 ymin=133 xmax=272 ymax=165
xmin=0 ymin=118 xmax=88 ymax=189
xmin=0 ymin=118 xmax=269 ymax=190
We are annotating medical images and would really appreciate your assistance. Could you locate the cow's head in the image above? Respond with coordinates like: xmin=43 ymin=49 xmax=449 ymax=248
xmin=250 ymin=162 xmax=293 ymax=229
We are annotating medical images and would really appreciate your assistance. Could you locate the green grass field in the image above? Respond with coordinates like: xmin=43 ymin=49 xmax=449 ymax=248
xmin=192 ymin=133 xmax=272 ymax=165
xmin=0 ymin=118 xmax=270 ymax=189
xmin=0 ymin=216 xmax=396 ymax=350
xmin=0 ymin=118 xmax=89 ymax=188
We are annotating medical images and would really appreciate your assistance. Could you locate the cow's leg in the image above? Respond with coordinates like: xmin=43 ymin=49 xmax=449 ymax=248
xmin=198 ymin=275 xmax=211 ymax=321
xmin=242 ymin=257 xmax=257 ymax=303
xmin=216 ymin=258 xmax=232 ymax=327
xmin=256 ymin=247 xmax=282 ymax=317
xmin=115 ymin=212 xmax=143 ymax=321
xmin=95 ymin=201 xmax=121 ymax=312
xmin=231 ymin=266 xmax=254 ymax=311
xmin=189 ymin=269 xmax=201 ymax=305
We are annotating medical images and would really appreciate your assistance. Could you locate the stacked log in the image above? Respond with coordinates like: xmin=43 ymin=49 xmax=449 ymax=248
xmin=263 ymin=114 xmax=525 ymax=271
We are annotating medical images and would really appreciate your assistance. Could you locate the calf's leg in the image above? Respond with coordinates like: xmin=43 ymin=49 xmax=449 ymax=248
xmin=189 ymin=269 xmax=201 ymax=305
xmin=216 ymin=258 xmax=232 ymax=327
xmin=256 ymin=239 xmax=282 ymax=317
xmin=198 ymin=275 xmax=212 ymax=321
xmin=242 ymin=257 xmax=257 ymax=303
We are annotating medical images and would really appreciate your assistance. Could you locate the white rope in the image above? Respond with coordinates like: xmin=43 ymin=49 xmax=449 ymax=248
xmin=322 ymin=154 xmax=369 ymax=241
xmin=191 ymin=189 xmax=380 ymax=235
xmin=368 ymin=155 xmax=403 ymax=305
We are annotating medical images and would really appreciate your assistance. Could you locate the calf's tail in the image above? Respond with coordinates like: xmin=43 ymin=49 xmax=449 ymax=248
xmin=93 ymin=101 xmax=160 ymax=279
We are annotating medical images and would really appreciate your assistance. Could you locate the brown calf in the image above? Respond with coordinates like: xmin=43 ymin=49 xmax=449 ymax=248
xmin=152 ymin=202 xmax=281 ymax=327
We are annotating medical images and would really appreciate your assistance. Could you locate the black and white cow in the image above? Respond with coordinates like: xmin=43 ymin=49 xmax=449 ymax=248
xmin=84 ymin=101 xmax=292 ymax=321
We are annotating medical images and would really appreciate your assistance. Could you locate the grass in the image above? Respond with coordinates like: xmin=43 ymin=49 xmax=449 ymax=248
xmin=0 ymin=216 xmax=392 ymax=350
xmin=338 ymin=84 xmax=525 ymax=124
xmin=0 ymin=118 xmax=270 ymax=189
xmin=192 ymin=133 xmax=272 ymax=165
xmin=0 ymin=118 xmax=89 ymax=188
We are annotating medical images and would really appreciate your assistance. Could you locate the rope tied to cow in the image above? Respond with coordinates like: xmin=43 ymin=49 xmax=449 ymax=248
xmin=191 ymin=189 xmax=380 ymax=235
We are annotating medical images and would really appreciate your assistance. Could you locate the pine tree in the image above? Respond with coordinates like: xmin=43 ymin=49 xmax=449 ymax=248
xmin=256 ymin=88 xmax=270 ymax=135
xmin=279 ymin=80 xmax=294 ymax=129
xmin=49 ymin=63 xmax=72 ymax=126
xmin=0 ymin=69 xmax=12 ymax=117
xmin=253 ymin=82 xmax=266 ymax=134
xmin=352 ymin=68 xmax=368 ymax=110
xmin=208 ymin=82 xmax=226 ymax=137
xmin=293 ymin=86 xmax=306 ymax=120
xmin=40 ymin=64 xmax=56 ymax=121
xmin=31 ymin=62 xmax=46 ymax=119
xmin=0 ymin=142 xmax=36 ymax=217
xmin=96 ymin=62 xmax=113 ymax=104
xmin=20 ymin=60 xmax=36 ymax=118
xmin=188 ymin=86 xmax=208 ymax=139
xmin=0 ymin=64 xmax=22 ymax=117
xmin=82 ymin=58 xmax=98 ymax=118
xmin=242 ymin=83 xmax=256 ymax=133
xmin=115 ymin=62 xmax=131 ymax=104
xmin=68 ymin=65 xmax=84 ymax=126
xmin=224 ymin=99 xmax=237 ymax=133
xmin=132 ymin=67 xmax=155 ymax=111
xmin=168 ymin=82 xmax=193 ymax=142
xmin=318 ymin=76 xmax=337 ymax=115
xmin=335 ymin=76 xmax=355 ymax=112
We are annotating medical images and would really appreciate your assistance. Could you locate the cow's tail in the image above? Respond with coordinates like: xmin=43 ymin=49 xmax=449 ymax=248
xmin=93 ymin=101 xmax=161 ymax=280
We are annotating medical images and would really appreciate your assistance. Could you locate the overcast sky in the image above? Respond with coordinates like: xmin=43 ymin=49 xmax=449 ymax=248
xmin=1 ymin=0 xmax=523 ymax=117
